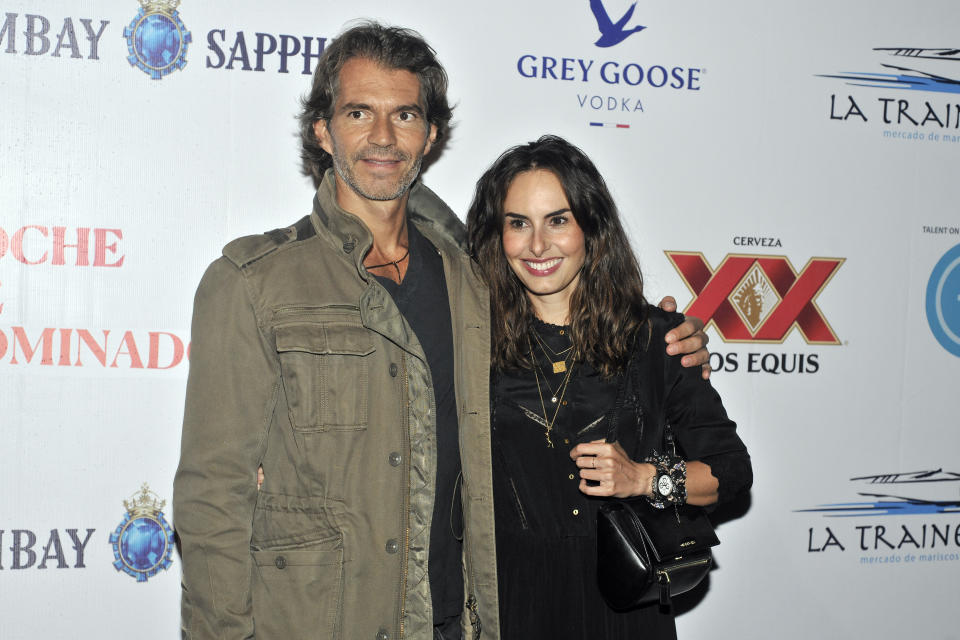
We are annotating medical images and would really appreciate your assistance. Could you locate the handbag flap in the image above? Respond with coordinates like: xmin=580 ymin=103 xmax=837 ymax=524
xmin=634 ymin=502 xmax=719 ymax=562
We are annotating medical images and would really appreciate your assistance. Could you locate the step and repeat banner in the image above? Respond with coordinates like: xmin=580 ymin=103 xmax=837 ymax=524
xmin=1 ymin=1 xmax=957 ymax=638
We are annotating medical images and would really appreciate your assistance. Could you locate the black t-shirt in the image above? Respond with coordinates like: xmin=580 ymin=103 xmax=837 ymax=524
xmin=372 ymin=221 xmax=463 ymax=623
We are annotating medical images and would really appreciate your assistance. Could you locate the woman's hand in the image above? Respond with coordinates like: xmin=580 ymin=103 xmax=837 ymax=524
xmin=570 ymin=442 xmax=721 ymax=505
xmin=569 ymin=440 xmax=655 ymax=498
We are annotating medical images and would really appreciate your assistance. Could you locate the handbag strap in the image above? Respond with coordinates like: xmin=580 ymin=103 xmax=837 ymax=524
xmin=602 ymin=327 xmax=676 ymax=455
xmin=603 ymin=333 xmax=639 ymax=444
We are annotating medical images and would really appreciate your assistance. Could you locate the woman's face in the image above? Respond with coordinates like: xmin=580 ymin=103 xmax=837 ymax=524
xmin=501 ymin=169 xmax=586 ymax=317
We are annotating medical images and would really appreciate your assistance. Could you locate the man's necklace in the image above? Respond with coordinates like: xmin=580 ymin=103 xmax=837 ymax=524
xmin=365 ymin=248 xmax=410 ymax=281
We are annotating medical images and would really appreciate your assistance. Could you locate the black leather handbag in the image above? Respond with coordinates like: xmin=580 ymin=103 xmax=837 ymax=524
xmin=597 ymin=499 xmax=718 ymax=609
xmin=595 ymin=341 xmax=720 ymax=610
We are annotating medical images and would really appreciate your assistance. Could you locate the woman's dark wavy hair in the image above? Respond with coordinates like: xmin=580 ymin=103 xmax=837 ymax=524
xmin=467 ymin=135 xmax=648 ymax=378
xmin=298 ymin=21 xmax=453 ymax=185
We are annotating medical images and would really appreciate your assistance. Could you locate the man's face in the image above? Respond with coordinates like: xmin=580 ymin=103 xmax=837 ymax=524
xmin=315 ymin=57 xmax=437 ymax=204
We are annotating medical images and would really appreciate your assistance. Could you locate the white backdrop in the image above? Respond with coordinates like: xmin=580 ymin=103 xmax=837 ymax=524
xmin=2 ymin=1 xmax=958 ymax=638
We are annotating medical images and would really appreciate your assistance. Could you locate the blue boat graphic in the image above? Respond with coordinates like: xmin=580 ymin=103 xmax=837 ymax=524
xmin=820 ymin=47 xmax=960 ymax=94
xmin=797 ymin=469 xmax=960 ymax=517
xmin=873 ymin=47 xmax=960 ymax=84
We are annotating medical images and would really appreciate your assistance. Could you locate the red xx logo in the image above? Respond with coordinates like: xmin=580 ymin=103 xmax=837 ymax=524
xmin=665 ymin=252 xmax=844 ymax=344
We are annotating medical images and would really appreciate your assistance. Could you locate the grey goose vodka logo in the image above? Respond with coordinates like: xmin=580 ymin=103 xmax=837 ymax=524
xmin=516 ymin=1 xmax=703 ymax=130
xmin=590 ymin=0 xmax=646 ymax=48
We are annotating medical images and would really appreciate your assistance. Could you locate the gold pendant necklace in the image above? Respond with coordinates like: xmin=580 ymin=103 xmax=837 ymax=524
xmin=527 ymin=335 xmax=566 ymax=402
xmin=531 ymin=329 xmax=572 ymax=374
xmin=529 ymin=338 xmax=575 ymax=447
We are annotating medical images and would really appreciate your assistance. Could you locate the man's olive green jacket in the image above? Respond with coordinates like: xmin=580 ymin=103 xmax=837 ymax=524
xmin=173 ymin=173 xmax=499 ymax=639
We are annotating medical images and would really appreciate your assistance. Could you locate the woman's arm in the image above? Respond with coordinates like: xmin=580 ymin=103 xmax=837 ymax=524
xmin=569 ymin=443 xmax=719 ymax=505
xmin=571 ymin=312 xmax=751 ymax=505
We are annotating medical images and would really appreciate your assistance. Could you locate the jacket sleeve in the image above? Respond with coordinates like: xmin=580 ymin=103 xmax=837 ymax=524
xmin=659 ymin=315 xmax=753 ymax=503
xmin=173 ymin=257 xmax=277 ymax=639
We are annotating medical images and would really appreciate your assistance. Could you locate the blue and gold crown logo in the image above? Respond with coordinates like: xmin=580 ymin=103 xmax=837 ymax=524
xmin=123 ymin=0 xmax=192 ymax=80
xmin=109 ymin=483 xmax=174 ymax=582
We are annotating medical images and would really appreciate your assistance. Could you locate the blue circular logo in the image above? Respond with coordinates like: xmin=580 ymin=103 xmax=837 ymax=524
xmin=110 ymin=510 xmax=174 ymax=582
xmin=134 ymin=14 xmax=181 ymax=70
xmin=123 ymin=8 xmax=192 ymax=80
xmin=926 ymin=242 xmax=960 ymax=357
xmin=120 ymin=516 xmax=168 ymax=571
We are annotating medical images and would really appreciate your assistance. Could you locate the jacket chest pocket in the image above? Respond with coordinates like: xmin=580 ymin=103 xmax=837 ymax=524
xmin=276 ymin=322 xmax=375 ymax=431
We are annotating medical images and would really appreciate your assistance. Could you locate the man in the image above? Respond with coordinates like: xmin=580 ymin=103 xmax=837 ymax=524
xmin=173 ymin=22 xmax=708 ymax=640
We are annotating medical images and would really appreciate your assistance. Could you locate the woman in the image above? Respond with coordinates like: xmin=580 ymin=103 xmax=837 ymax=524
xmin=466 ymin=135 xmax=752 ymax=639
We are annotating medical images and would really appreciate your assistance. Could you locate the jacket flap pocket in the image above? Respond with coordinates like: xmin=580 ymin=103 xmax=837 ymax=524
xmin=252 ymin=547 xmax=342 ymax=567
xmin=275 ymin=323 xmax=374 ymax=356
xmin=252 ymin=491 xmax=343 ymax=550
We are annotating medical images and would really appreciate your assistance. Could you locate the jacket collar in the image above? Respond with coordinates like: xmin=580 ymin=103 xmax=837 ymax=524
xmin=407 ymin=180 xmax=467 ymax=251
xmin=310 ymin=170 xmax=468 ymax=278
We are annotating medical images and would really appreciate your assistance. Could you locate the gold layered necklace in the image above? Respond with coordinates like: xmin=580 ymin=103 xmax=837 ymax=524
xmin=531 ymin=328 xmax=573 ymax=373
xmin=528 ymin=331 xmax=575 ymax=448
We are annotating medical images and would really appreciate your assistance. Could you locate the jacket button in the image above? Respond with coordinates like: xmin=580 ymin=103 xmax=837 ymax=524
xmin=389 ymin=363 xmax=398 ymax=377
xmin=343 ymin=239 xmax=355 ymax=253
xmin=376 ymin=630 xmax=389 ymax=640
xmin=389 ymin=452 xmax=402 ymax=467
xmin=385 ymin=539 xmax=399 ymax=554
xmin=274 ymin=555 xmax=286 ymax=569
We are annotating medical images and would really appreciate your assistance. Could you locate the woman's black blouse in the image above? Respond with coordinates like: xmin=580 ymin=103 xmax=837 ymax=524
xmin=491 ymin=308 xmax=751 ymax=639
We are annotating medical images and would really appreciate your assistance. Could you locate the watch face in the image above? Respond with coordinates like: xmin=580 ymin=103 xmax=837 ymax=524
xmin=657 ymin=474 xmax=674 ymax=496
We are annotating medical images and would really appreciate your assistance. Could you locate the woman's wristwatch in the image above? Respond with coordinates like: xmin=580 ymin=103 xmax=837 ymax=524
xmin=644 ymin=452 xmax=687 ymax=508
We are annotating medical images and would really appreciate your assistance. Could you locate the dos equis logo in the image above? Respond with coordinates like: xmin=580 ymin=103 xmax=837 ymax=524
xmin=123 ymin=0 xmax=191 ymax=79
xmin=666 ymin=252 xmax=844 ymax=344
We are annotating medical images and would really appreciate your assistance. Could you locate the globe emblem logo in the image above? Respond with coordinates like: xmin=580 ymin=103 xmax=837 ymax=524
xmin=926 ymin=242 xmax=960 ymax=358
xmin=123 ymin=0 xmax=192 ymax=79
xmin=109 ymin=483 xmax=174 ymax=582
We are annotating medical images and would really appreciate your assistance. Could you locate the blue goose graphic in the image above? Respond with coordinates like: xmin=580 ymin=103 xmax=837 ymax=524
xmin=590 ymin=0 xmax=646 ymax=48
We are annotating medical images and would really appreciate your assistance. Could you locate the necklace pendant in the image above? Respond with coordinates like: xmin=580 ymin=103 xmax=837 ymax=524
xmin=552 ymin=361 xmax=566 ymax=374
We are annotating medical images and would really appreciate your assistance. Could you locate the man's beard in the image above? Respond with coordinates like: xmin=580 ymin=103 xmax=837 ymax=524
xmin=331 ymin=144 xmax=424 ymax=202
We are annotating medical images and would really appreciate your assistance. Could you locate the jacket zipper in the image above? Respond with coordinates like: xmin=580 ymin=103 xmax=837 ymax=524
xmin=398 ymin=352 xmax=411 ymax=638
xmin=444 ymin=256 xmax=482 ymax=638
xmin=398 ymin=350 xmax=438 ymax=637
xmin=463 ymin=496 xmax=482 ymax=640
